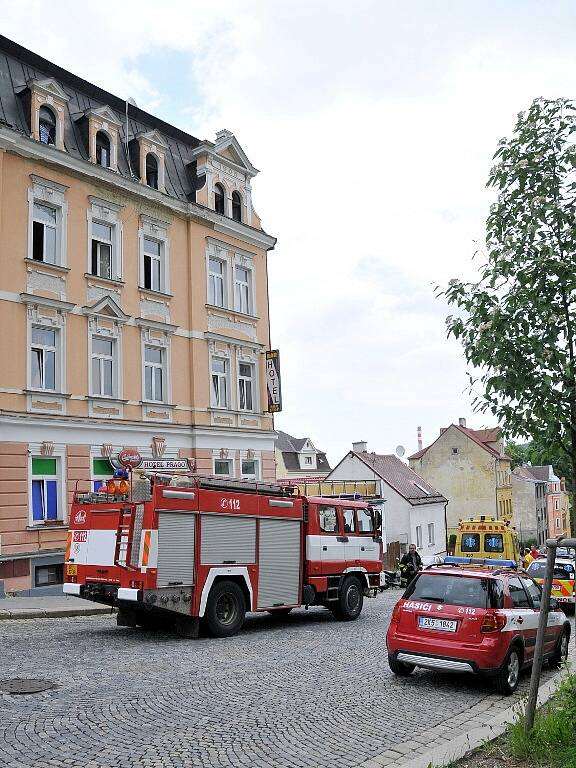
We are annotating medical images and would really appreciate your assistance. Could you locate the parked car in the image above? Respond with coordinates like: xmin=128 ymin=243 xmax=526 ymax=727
xmin=386 ymin=557 xmax=571 ymax=694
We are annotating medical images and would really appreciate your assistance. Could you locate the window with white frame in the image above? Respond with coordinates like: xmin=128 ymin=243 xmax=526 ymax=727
xmin=91 ymin=221 xmax=114 ymax=279
xmin=143 ymin=237 xmax=163 ymax=292
xmin=91 ymin=336 xmax=116 ymax=397
xmin=31 ymin=326 xmax=58 ymax=390
xmin=92 ymin=457 xmax=114 ymax=492
xmin=304 ymin=456 xmax=312 ymax=465
xmin=211 ymin=357 xmax=229 ymax=408
xmin=416 ymin=525 xmax=422 ymax=548
xmin=31 ymin=456 xmax=61 ymax=523
xmin=209 ymin=257 xmax=226 ymax=307
xmin=235 ymin=266 xmax=252 ymax=314
xmin=241 ymin=459 xmax=259 ymax=479
xmin=428 ymin=522 xmax=435 ymax=546
xmin=32 ymin=202 xmax=58 ymax=264
xmin=144 ymin=345 xmax=165 ymax=402
xmin=238 ymin=362 xmax=254 ymax=411
xmin=214 ymin=459 xmax=232 ymax=476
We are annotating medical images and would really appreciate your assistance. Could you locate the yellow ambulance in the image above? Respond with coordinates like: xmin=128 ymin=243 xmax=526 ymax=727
xmin=454 ymin=516 xmax=520 ymax=563
xmin=526 ymin=557 xmax=575 ymax=614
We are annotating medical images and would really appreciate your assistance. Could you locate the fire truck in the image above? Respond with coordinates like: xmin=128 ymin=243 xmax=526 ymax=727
xmin=63 ymin=459 xmax=384 ymax=638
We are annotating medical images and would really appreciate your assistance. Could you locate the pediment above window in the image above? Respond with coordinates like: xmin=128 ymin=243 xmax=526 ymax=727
xmin=82 ymin=295 xmax=129 ymax=323
xmin=136 ymin=130 xmax=169 ymax=150
xmin=26 ymin=77 xmax=70 ymax=103
xmin=84 ymin=105 xmax=122 ymax=127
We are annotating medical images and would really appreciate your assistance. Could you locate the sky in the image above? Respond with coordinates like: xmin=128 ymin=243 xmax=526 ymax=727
xmin=3 ymin=0 xmax=576 ymax=465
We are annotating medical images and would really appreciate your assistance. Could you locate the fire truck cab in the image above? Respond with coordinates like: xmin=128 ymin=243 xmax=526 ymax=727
xmin=63 ymin=469 xmax=383 ymax=638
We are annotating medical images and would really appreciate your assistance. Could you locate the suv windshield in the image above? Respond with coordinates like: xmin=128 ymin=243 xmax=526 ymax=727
xmin=527 ymin=562 xmax=575 ymax=580
xmin=404 ymin=573 xmax=502 ymax=608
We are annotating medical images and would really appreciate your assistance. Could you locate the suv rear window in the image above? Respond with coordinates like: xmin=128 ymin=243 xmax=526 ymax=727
xmin=404 ymin=573 xmax=503 ymax=609
xmin=527 ymin=562 xmax=575 ymax=580
xmin=461 ymin=533 xmax=480 ymax=552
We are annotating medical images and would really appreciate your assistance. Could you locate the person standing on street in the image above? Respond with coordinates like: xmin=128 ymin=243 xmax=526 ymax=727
xmin=400 ymin=544 xmax=422 ymax=586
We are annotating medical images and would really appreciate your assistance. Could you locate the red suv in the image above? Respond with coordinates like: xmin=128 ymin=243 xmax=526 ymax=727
xmin=386 ymin=559 xmax=571 ymax=694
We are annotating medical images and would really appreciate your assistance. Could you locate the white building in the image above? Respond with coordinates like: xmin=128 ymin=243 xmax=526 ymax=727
xmin=326 ymin=442 xmax=448 ymax=558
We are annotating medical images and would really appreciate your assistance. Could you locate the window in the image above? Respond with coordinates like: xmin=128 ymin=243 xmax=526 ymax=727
xmin=452 ymin=447 xmax=458 ymax=455
xmin=461 ymin=533 xmax=480 ymax=553
xmin=405 ymin=574 xmax=496 ymax=609
xmin=208 ymin=258 xmax=226 ymax=307
xmin=214 ymin=459 xmax=232 ymax=476
xmin=343 ymin=509 xmax=356 ymax=534
xmin=319 ymin=506 xmax=338 ymax=533
xmin=143 ymin=237 xmax=162 ymax=291
xmin=211 ymin=357 xmax=228 ymax=408
xmin=428 ymin=523 xmax=435 ymax=546
xmin=31 ymin=327 xmax=57 ymax=390
xmin=521 ymin=578 xmax=542 ymax=609
xmin=91 ymin=337 xmax=115 ymax=397
xmin=241 ymin=459 xmax=258 ymax=479
xmin=95 ymin=131 xmax=111 ymax=167
xmin=35 ymin=563 xmax=64 ymax=587
xmin=91 ymin=221 xmax=113 ymax=279
xmin=235 ymin=266 xmax=251 ymax=314
xmin=214 ymin=184 xmax=225 ymax=214
xmin=145 ymin=153 xmax=159 ymax=189
xmin=38 ymin=105 xmax=56 ymax=145
xmin=32 ymin=202 xmax=57 ymax=263
xmin=232 ymin=191 xmax=242 ymax=222
xmin=31 ymin=457 xmax=60 ymax=523
xmin=484 ymin=533 xmax=504 ymax=553
xmin=304 ymin=456 xmax=313 ymax=465
xmin=238 ymin=363 xmax=254 ymax=411
xmin=508 ymin=577 xmax=530 ymax=608
xmin=416 ymin=525 xmax=422 ymax=548
xmin=357 ymin=509 xmax=374 ymax=533
xmin=144 ymin=345 xmax=164 ymax=402
xmin=92 ymin=457 xmax=113 ymax=492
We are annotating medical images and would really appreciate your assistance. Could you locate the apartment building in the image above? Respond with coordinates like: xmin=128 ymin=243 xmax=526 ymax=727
xmin=0 ymin=36 xmax=277 ymax=593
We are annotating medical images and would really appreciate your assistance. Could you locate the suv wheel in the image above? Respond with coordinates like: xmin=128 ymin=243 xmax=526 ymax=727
xmin=549 ymin=629 xmax=570 ymax=669
xmin=388 ymin=655 xmax=414 ymax=676
xmin=494 ymin=647 xmax=521 ymax=695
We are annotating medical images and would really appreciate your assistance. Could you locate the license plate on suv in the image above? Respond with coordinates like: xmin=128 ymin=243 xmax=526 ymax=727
xmin=418 ymin=616 xmax=457 ymax=632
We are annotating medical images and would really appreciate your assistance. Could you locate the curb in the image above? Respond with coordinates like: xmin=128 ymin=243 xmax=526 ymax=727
xmin=399 ymin=653 xmax=575 ymax=768
xmin=0 ymin=606 xmax=114 ymax=620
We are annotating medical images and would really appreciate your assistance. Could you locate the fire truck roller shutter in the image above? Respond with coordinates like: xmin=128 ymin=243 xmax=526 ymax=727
xmin=156 ymin=511 xmax=196 ymax=588
xmin=257 ymin=519 xmax=301 ymax=609
xmin=200 ymin=515 xmax=256 ymax=564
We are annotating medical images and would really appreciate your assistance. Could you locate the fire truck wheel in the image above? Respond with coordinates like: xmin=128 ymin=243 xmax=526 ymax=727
xmin=204 ymin=580 xmax=246 ymax=637
xmin=332 ymin=576 xmax=364 ymax=621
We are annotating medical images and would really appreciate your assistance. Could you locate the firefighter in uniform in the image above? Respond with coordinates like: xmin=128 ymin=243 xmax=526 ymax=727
xmin=400 ymin=544 xmax=422 ymax=586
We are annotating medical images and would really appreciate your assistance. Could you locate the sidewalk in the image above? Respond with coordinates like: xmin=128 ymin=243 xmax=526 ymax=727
xmin=0 ymin=594 xmax=114 ymax=620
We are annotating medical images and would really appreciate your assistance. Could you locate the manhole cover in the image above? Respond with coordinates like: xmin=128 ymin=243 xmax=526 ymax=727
xmin=0 ymin=678 xmax=56 ymax=695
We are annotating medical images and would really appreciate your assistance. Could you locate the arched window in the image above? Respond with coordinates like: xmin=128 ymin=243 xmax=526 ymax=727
xmin=95 ymin=131 xmax=111 ymax=167
xmin=38 ymin=105 xmax=56 ymax=146
xmin=214 ymin=184 xmax=225 ymax=215
xmin=231 ymin=191 xmax=242 ymax=222
xmin=145 ymin=153 xmax=159 ymax=189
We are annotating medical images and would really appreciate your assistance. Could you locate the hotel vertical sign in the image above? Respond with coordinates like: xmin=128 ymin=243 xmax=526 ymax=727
xmin=266 ymin=350 xmax=282 ymax=413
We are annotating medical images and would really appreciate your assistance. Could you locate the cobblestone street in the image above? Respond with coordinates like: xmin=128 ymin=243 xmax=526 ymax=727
xmin=0 ymin=591 xmax=563 ymax=768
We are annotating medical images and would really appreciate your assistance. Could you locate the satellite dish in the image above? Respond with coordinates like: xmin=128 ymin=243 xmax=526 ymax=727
xmin=395 ymin=445 xmax=406 ymax=458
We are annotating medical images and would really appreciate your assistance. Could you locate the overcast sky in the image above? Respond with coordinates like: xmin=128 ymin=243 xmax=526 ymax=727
xmin=4 ymin=1 xmax=576 ymax=464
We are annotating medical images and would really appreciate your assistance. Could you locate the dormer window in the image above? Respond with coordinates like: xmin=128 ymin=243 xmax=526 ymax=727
xmin=146 ymin=154 xmax=159 ymax=189
xmin=232 ymin=191 xmax=242 ymax=222
xmin=38 ymin=106 xmax=56 ymax=145
xmin=214 ymin=184 xmax=225 ymax=215
xmin=96 ymin=131 xmax=111 ymax=167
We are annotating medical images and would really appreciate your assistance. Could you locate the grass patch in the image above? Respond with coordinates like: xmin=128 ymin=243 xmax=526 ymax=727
xmin=507 ymin=673 xmax=576 ymax=767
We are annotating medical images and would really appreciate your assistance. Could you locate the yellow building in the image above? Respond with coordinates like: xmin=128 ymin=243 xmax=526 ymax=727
xmin=0 ymin=36 xmax=277 ymax=594
xmin=408 ymin=419 xmax=512 ymax=536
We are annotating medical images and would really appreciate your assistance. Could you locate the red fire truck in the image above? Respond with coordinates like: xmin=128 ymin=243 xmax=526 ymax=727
xmin=63 ymin=463 xmax=384 ymax=638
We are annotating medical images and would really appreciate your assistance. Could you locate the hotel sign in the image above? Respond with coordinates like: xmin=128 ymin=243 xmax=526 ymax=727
xmin=266 ymin=350 xmax=282 ymax=413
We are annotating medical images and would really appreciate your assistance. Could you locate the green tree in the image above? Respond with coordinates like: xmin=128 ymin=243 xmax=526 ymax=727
xmin=506 ymin=439 xmax=571 ymax=484
xmin=441 ymin=98 xmax=576 ymax=532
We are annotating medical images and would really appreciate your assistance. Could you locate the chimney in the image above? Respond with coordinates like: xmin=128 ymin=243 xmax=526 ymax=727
xmin=417 ymin=426 xmax=422 ymax=451
xmin=352 ymin=441 xmax=367 ymax=453
xmin=459 ymin=417 xmax=466 ymax=427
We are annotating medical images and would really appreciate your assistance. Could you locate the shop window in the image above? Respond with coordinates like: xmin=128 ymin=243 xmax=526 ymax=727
xmin=31 ymin=457 xmax=60 ymax=523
